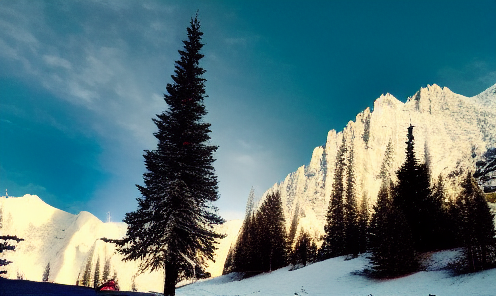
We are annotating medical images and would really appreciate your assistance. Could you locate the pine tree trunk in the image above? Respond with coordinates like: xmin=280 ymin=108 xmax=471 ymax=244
xmin=164 ymin=261 xmax=178 ymax=296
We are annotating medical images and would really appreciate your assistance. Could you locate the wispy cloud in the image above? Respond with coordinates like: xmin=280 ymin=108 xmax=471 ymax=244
xmin=437 ymin=59 xmax=496 ymax=96
xmin=0 ymin=1 xmax=183 ymax=146
xmin=0 ymin=1 xmax=296 ymax=221
xmin=43 ymin=55 xmax=72 ymax=70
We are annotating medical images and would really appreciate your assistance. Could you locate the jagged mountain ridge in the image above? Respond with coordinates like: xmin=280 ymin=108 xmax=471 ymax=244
xmin=0 ymin=194 xmax=242 ymax=291
xmin=262 ymin=83 xmax=496 ymax=240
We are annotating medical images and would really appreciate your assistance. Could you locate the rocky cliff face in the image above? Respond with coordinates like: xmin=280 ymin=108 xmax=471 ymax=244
xmin=262 ymin=83 xmax=496 ymax=240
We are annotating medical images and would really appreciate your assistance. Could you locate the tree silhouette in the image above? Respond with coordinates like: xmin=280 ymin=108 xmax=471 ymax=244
xmin=368 ymin=181 xmax=418 ymax=278
xmin=344 ymin=144 xmax=359 ymax=257
xmin=113 ymin=15 xmax=224 ymax=296
xmin=393 ymin=125 xmax=440 ymax=252
xmin=321 ymin=138 xmax=347 ymax=259
xmin=255 ymin=191 xmax=288 ymax=272
xmin=42 ymin=262 xmax=50 ymax=282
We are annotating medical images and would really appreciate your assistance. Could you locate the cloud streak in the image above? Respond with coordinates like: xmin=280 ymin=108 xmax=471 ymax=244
xmin=0 ymin=1 xmax=286 ymax=221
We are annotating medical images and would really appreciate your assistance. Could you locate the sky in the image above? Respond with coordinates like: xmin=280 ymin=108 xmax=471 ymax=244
xmin=1 ymin=0 xmax=495 ymax=222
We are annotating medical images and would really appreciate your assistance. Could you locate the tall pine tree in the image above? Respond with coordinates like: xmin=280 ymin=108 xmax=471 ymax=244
xmin=255 ymin=191 xmax=288 ymax=272
xmin=94 ymin=256 xmax=101 ymax=288
xmin=393 ymin=124 xmax=439 ymax=252
xmin=321 ymin=137 xmax=347 ymax=259
xmin=114 ymin=15 xmax=224 ymax=296
xmin=344 ymin=144 xmax=359 ymax=257
xmin=357 ymin=193 xmax=369 ymax=254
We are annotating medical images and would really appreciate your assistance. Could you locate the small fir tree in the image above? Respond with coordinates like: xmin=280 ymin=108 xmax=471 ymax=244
xmin=17 ymin=271 xmax=24 ymax=280
xmin=93 ymin=255 xmax=101 ymax=288
xmin=42 ymin=262 xmax=50 ymax=282
xmin=288 ymin=204 xmax=300 ymax=248
xmin=378 ymin=139 xmax=394 ymax=182
xmin=82 ymin=247 xmax=94 ymax=287
xmin=102 ymin=257 xmax=111 ymax=282
xmin=320 ymin=146 xmax=328 ymax=189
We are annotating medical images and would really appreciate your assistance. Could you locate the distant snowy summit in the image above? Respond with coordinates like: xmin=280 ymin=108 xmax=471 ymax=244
xmin=0 ymin=194 xmax=241 ymax=292
xmin=261 ymin=83 xmax=496 ymax=240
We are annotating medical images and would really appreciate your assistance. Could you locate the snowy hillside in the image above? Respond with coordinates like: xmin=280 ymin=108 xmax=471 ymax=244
xmin=177 ymin=250 xmax=496 ymax=296
xmin=4 ymin=249 xmax=496 ymax=295
xmin=0 ymin=195 xmax=242 ymax=292
xmin=262 ymin=83 xmax=496 ymax=241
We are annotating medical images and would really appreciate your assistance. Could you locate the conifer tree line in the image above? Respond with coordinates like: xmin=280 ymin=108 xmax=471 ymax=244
xmin=320 ymin=124 xmax=496 ymax=277
xmin=78 ymin=247 xmax=115 ymax=288
xmin=223 ymin=124 xmax=496 ymax=278
xmin=320 ymin=136 xmax=368 ymax=260
xmin=223 ymin=190 xmax=319 ymax=276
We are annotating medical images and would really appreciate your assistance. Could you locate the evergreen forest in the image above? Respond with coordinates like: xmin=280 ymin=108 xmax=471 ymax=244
xmin=223 ymin=124 xmax=496 ymax=279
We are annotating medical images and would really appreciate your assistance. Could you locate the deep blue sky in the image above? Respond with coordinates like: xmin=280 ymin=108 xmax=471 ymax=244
xmin=1 ymin=0 xmax=495 ymax=222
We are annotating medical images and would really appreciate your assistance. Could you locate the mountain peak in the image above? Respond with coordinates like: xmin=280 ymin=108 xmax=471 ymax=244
xmin=373 ymin=93 xmax=402 ymax=113
xmin=474 ymin=82 xmax=496 ymax=108
xmin=261 ymin=82 xmax=496 ymax=244
xmin=406 ymin=84 xmax=453 ymax=104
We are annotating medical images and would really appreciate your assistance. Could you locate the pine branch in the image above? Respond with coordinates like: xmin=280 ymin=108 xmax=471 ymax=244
xmin=0 ymin=235 xmax=24 ymax=243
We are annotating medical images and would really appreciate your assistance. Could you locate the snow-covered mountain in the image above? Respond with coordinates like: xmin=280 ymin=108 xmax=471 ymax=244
xmin=0 ymin=194 xmax=242 ymax=292
xmin=1 ymin=83 xmax=494 ymax=292
xmin=262 ymin=83 xmax=496 ymax=240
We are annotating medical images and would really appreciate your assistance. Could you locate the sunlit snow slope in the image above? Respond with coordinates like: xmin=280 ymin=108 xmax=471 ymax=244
xmin=177 ymin=250 xmax=496 ymax=296
xmin=261 ymin=83 xmax=496 ymax=241
xmin=0 ymin=194 xmax=241 ymax=292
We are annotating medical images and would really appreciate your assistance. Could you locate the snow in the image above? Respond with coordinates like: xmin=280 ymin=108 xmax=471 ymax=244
xmin=0 ymin=195 xmax=242 ymax=293
xmin=262 ymin=83 xmax=496 ymax=242
xmin=3 ymin=249 xmax=496 ymax=295
xmin=177 ymin=250 xmax=496 ymax=296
